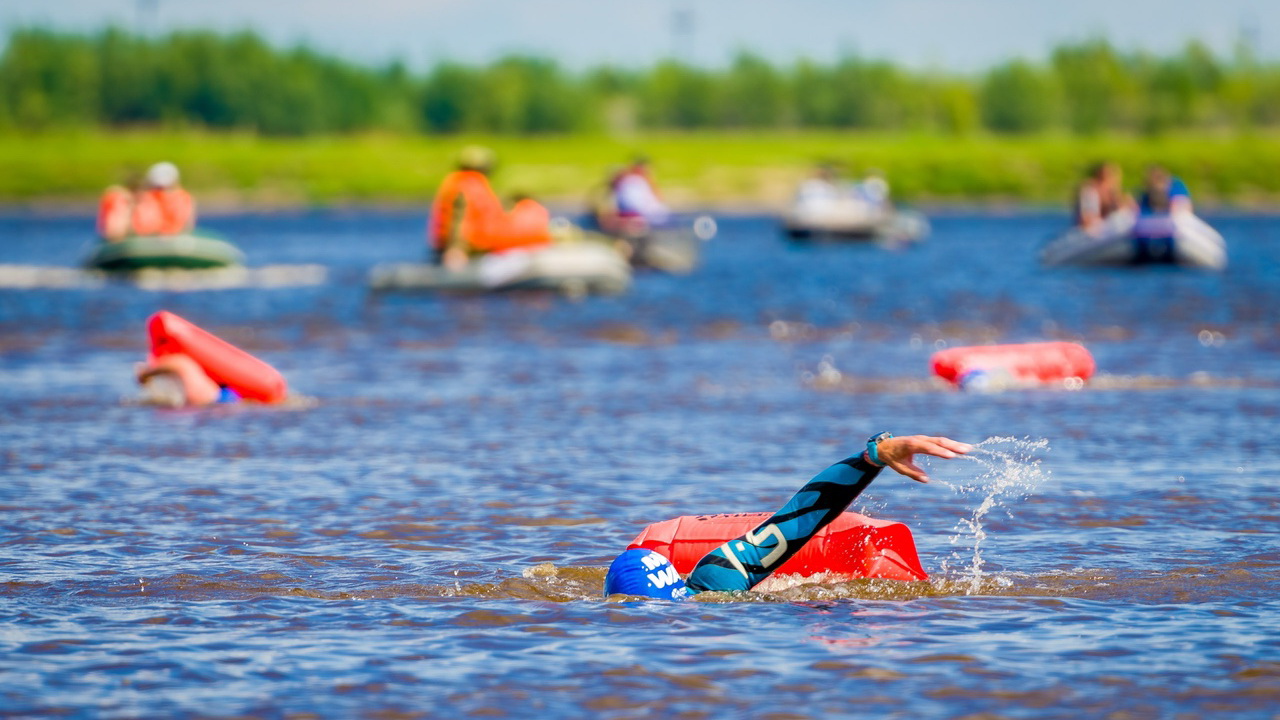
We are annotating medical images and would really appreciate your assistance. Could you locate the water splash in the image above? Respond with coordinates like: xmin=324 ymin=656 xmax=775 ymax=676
xmin=936 ymin=436 xmax=1050 ymax=595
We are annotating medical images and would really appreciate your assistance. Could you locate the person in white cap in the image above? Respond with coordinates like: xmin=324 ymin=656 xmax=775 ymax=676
xmin=133 ymin=162 xmax=196 ymax=236
xmin=97 ymin=162 xmax=196 ymax=241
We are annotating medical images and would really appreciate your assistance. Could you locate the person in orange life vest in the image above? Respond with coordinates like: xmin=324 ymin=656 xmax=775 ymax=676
xmin=97 ymin=178 xmax=139 ymax=242
xmin=428 ymin=146 xmax=553 ymax=270
xmin=131 ymin=162 xmax=196 ymax=237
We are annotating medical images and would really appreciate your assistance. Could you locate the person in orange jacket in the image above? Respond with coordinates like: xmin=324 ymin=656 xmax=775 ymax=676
xmin=133 ymin=162 xmax=195 ymax=236
xmin=428 ymin=146 xmax=553 ymax=269
xmin=97 ymin=180 xmax=137 ymax=242
xmin=96 ymin=162 xmax=196 ymax=242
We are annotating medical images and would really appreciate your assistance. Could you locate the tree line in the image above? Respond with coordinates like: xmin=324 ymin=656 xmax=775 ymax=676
xmin=2 ymin=28 xmax=1279 ymax=136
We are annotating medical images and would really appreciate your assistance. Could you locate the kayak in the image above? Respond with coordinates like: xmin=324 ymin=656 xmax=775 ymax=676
xmin=370 ymin=243 xmax=632 ymax=295
xmin=783 ymin=198 xmax=929 ymax=243
xmin=1041 ymin=210 xmax=1226 ymax=270
xmin=86 ymin=233 xmax=245 ymax=271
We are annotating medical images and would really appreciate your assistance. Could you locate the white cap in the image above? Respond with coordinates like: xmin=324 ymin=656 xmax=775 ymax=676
xmin=145 ymin=162 xmax=180 ymax=188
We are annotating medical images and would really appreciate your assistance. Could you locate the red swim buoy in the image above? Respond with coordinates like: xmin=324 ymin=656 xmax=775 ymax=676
xmin=931 ymin=341 xmax=1095 ymax=387
xmin=147 ymin=311 xmax=287 ymax=403
xmin=627 ymin=512 xmax=928 ymax=583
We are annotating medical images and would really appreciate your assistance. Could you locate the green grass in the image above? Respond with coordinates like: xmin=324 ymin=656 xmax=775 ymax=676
xmin=3 ymin=129 xmax=1280 ymax=208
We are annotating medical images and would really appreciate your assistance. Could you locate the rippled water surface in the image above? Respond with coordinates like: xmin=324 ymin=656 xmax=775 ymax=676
xmin=2 ymin=209 xmax=1279 ymax=718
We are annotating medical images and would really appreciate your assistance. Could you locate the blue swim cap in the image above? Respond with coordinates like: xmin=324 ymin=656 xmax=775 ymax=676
xmin=603 ymin=548 xmax=689 ymax=601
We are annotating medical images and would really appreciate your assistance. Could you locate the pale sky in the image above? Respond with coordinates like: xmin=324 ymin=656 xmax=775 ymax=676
xmin=1 ymin=0 xmax=1275 ymax=71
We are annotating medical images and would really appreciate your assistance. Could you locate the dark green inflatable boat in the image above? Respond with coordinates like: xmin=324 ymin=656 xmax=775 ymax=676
xmin=85 ymin=233 xmax=245 ymax=272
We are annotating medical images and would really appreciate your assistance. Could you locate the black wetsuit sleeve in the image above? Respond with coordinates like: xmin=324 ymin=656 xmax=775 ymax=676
xmin=685 ymin=454 xmax=884 ymax=593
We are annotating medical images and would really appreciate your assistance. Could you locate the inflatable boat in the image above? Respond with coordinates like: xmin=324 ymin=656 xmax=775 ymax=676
xmin=586 ymin=214 xmax=716 ymax=275
xmin=616 ymin=227 xmax=701 ymax=273
xmin=370 ymin=243 xmax=632 ymax=295
xmin=627 ymin=511 xmax=927 ymax=583
xmin=783 ymin=197 xmax=929 ymax=243
xmin=86 ymin=233 xmax=245 ymax=272
xmin=1041 ymin=211 xmax=1226 ymax=270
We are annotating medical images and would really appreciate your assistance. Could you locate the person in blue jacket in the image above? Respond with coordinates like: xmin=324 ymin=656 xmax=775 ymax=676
xmin=1139 ymin=165 xmax=1192 ymax=215
xmin=604 ymin=433 xmax=972 ymax=600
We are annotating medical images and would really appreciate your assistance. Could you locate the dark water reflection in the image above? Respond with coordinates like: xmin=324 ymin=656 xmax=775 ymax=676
xmin=2 ymin=209 xmax=1279 ymax=718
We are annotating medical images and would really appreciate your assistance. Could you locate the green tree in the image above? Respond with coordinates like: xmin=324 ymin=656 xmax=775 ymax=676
xmin=718 ymin=52 xmax=787 ymax=127
xmin=421 ymin=63 xmax=478 ymax=133
xmin=980 ymin=59 xmax=1057 ymax=133
xmin=791 ymin=59 xmax=837 ymax=127
xmin=638 ymin=60 xmax=714 ymax=129
xmin=0 ymin=29 xmax=99 ymax=129
xmin=1051 ymin=39 xmax=1135 ymax=134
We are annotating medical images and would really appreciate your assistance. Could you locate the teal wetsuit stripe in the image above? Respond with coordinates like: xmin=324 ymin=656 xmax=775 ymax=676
xmin=685 ymin=455 xmax=883 ymax=594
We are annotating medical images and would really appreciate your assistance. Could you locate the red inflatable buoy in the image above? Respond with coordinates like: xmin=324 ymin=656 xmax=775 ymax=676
xmin=147 ymin=311 xmax=288 ymax=403
xmin=931 ymin=341 xmax=1095 ymax=386
xmin=627 ymin=512 xmax=928 ymax=583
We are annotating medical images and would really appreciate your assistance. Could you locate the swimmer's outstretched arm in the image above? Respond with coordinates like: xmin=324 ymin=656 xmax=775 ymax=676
xmin=685 ymin=434 xmax=971 ymax=594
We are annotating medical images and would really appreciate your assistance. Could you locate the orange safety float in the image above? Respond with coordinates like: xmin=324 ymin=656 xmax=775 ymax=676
xmin=931 ymin=341 xmax=1095 ymax=387
xmin=146 ymin=311 xmax=287 ymax=403
xmin=627 ymin=511 xmax=928 ymax=583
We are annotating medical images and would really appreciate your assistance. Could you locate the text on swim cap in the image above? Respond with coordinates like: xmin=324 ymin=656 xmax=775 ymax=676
xmin=639 ymin=551 xmax=669 ymax=571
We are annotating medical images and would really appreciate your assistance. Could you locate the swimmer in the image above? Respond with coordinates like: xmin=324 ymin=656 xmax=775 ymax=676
xmin=136 ymin=354 xmax=240 ymax=408
xmin=604 ymin=433 xmax=972 ymax=599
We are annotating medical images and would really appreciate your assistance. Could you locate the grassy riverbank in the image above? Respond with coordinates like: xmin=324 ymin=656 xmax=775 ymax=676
xmin=4 ymin=130 xmax=1279 ymax=210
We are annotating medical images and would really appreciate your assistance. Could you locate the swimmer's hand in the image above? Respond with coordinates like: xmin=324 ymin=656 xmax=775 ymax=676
xmin=875 ymin=435 xmax=972 ymax=484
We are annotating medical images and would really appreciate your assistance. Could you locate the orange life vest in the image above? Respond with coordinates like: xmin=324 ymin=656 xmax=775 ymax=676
xmin=132 ymin=188 xmax=195 ymax=236
xmin=429 ymin=170 xmax=504 ymax=251
xmin=97 ymin=186 xmax=134 ymax=240
xmin=429 ymin=171 xmax=552 ymax=254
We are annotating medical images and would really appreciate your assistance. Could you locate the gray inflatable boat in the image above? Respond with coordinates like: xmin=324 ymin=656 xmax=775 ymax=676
xmin=1041 ymin=211 xmax=1226 ymax=270
xmin=370 ymin=243 xmax=632 ymax=296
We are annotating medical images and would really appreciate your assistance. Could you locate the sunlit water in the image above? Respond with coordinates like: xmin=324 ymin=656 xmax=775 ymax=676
xmin=2 ymin=209 xmax=1278 ymax=718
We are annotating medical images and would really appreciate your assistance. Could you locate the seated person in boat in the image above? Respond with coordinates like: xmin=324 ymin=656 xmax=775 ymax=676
xmin=428 ymin=146 xmax=554 ymax=270
xmin=1073 ymin=161 xmax=1133 ymax=232
xmin=605 ymin=433 xmax=971 ymax=599
xmin=1139 ymin=165 xmax=1192 ymax=216
xmin=97 ymin=162 xmax=196 ymax=242
xmin=795 ymin=163 xmax=891 ymax=211
xmin=606 ymin=155 xmax=670 ymax=233
xmin=854 ymin=170 xmax=893 ymax=211
xmin=794 ymin=162 xmax=843 ymax=204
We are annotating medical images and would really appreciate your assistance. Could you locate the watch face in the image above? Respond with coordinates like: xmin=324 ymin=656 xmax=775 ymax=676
xmin=869 ymin=431 xmax=893 ymax=444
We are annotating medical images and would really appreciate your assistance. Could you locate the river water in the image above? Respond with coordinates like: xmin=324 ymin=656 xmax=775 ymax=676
xmin=1 ymin=209 xmax=1278 ymax=718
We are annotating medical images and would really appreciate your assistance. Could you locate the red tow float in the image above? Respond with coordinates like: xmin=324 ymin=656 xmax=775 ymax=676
xmin=628 ymin=511 xmax=928 ymax=583
xmin=144 ymin=311 xmax=287 ymax=404
xmin=931 ymin=341 xmax=1095 ymax=388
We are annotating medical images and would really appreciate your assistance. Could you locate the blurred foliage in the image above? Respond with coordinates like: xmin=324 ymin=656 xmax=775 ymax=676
xmin=3 ymin=28 xmax=1280 ymax=136
xmin=5 ymin=129 xmax=1280 ymax=205
xmin=4 ymin=28 xmax=1280 ymax=205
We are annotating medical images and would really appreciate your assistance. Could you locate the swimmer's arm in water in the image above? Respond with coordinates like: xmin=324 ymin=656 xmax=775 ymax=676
xmin=685 ymin=435 xmax=970 ymax=594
